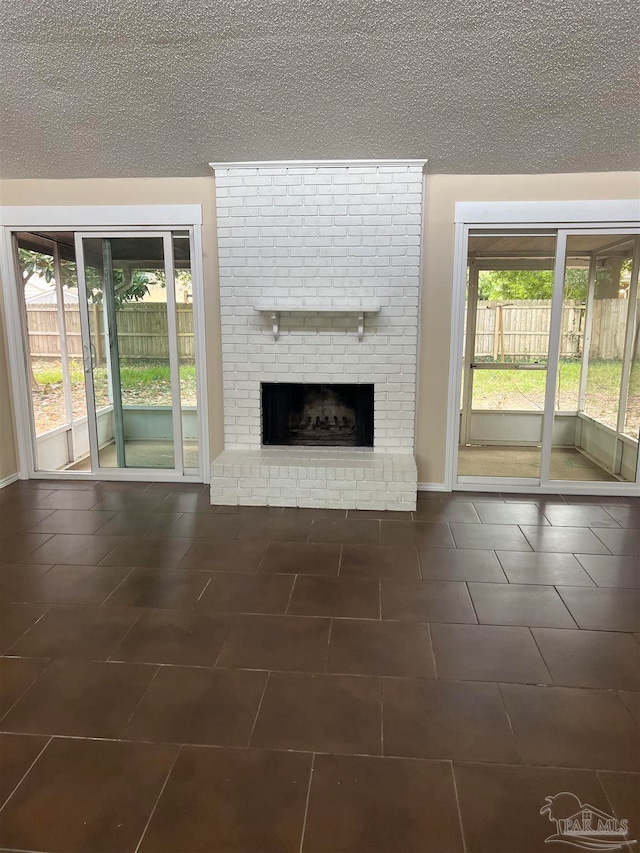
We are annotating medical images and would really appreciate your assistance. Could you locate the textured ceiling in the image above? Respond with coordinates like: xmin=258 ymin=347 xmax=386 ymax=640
xmin=1 ymin=0 xmax=639 ymax=179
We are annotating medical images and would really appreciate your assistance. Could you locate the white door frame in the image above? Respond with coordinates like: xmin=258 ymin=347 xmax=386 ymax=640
xmin=446 ymin=199 xmax=640 ymax=495
xmin=0 ymin=205 xmax=210 ymax=483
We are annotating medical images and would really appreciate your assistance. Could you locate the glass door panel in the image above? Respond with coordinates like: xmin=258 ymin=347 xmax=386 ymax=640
xmin=549 ymin=233 xmax=639 ymax=483
xmin=76 ymin=233 xmax=183 ymax=471
xmin=458 ymin=232 xmax=556 ymax=480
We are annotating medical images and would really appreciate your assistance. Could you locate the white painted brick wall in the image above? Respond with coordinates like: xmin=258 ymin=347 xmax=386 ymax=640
xmin=214 ymin=164 xmax=423 ymax=454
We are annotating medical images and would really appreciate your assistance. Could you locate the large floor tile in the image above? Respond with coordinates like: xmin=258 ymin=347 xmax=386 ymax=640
xmin=164 ymin=512 xmax=243 ymax=539
xmin=381 ymin=579 xmax=476 ymax=623
xmin=179 ymin=538 xmax=269 ymax=572
xmin=1 ymin=564 xmax=130 ymax=606
xmin=309 ymin=517 xmax=381 ymax=545
xmin=38 ymin=490 xmax=103 ymax=510
xmin=468 ymin=582 xmax=577 ymax=628
xmin=520 ymin=525 xmax=611 ymax=554
xmin=251 ymin=671 xmax=381 ymax=754
xmin=576 ymin=554 xmax=639 ymax=588
xmin=474 ymin=503 xmax=549 ymax=525
xmin=0 ymin=533 xmax=54 ymax=562
xmin=602 ymin=505 xmax=640 ymax=528
xmin=430 ymin=623 xmax=551 ymax=684
xmin=327 ymin=619 xmax=435 ymax=677
xmin=90 ymin=491 xmax=167 ymax=512
xmin=288 ymin=575 xmax=380 ymax=618
xmin=454 ymin=762 xmax=613 ymax=853
xmin=500 ymin=683 xmax=639 ymax=771
xmin=557 ymin=586 xmax=640 ymax=632
xmin=1 ymin=659 xmax=156 ymax=737
xmin=95 ymin=510 xmax=184 ymax=536
xmin=111 ymin=609 xmax=233 ymax=667
xmin=303 ymin=754 xmax=464 ymax=853
xmin=157 ymin=491 xmax=219 ymax=512
xmin=383 ymin=678 xmax=519 ymax=763
xmin=99 ymin=535 xmax=194 ymax=568
xmin=0 ymin=733 xmax=49 ymax=808
xmin=0 ymin=737 xmax=176 ymax=853
xmin=0 ymin=602 xmax=48 ymax=652
xmin=412 ymin=501 xmax=480 ymax=522
xmin=593 ymin=528 xmax=640 ymax=556
xmin=105 ymin=567 xmax=211 ymax=608
xmin=139 ymin=746 xmax=312 ymax=853
xmin=217 ymin=613 xmax=331 ymax=672
xmin=381 ymin=520 xmax=454 ymax=548
xmin=340 ymin=544 xmax=420 ymax=578
xmin=27 ymin=509 xmax=116 ymax=535
xmin=0 ymin=508 xmax=55 ymax=533
xmin=619 ymin=691 xmax=640 ymax=724
xmin=27 ymin=533 xmax=122 ymax=566
xmin=532 ymin=627 xmax=640 ymax=690
xmin=450 ymin=523 xmax=531 ymax=551
xmin=0 ymin=657 xmax=49 ymax=718
xmin=237 ymin=515 xmax=312 ymax=542
xmin=197 ymin=571 xmax=294 ymax=614
xmin=258 ymin=541 xmax=341 ymax=575
xmin=597 ymin=771 xmax=640 ymax=839
xmin=419 ymin=548 xmax=507 ymax=582
xmin=496 ymin=550 xmax=595 ymax=585
xmin=122 ymin=666 xmax=267 ymax=746
xmin=8 ymin=605 xmax=141 ymax=661
xmin=542 ymin=504 xmax=623 ymax=528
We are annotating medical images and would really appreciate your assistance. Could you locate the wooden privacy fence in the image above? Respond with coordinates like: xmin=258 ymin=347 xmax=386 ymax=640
xmin=27 ymin=299 xmax=630 ymax=362
xmin=471 ymin=299 xmax=629 ymax=361
xmin=26 ymin=303 xmax=195 ymax=361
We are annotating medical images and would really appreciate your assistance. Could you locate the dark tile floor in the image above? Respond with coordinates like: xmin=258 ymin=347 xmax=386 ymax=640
xmin=0 ymin=479 xmax=638 ymax=852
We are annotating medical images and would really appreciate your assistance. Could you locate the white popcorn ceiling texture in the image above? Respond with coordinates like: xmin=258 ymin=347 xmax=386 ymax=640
xmin=1 ymin=0 xmax=638 ymax=179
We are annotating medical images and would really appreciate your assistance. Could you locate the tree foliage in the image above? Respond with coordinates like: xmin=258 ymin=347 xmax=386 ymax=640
xmin=18 ymin=249 xmax=160 ymax=304
xmin=477 ymin=268 xmax=589 ymax=301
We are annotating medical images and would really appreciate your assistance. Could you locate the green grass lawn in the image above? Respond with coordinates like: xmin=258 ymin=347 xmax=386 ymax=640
xmin=471 ymin=359 xmax=638 ymax=434
xmin=30 ymin=359 xmax=197 ymax=435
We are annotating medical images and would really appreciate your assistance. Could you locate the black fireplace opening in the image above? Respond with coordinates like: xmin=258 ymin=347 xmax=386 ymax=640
xmin=262 ymin=383 xmax=374 ymax=447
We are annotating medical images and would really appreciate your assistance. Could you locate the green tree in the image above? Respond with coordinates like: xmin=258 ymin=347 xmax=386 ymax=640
xmin=477 ymin=268 xmax=588 ymax=301
xmin=19 ymin=248 xmax=158 ymax=303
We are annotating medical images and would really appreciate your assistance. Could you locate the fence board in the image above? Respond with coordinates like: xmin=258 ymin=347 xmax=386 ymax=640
xmin=26 ymin=303 xmax=195 ymax=360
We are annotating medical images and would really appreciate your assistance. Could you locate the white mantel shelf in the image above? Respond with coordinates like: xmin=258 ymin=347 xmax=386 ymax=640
xmin=253 ymin=300 xmax=382 ymax=342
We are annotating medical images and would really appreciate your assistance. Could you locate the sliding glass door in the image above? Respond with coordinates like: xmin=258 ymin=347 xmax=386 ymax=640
xmin=75 ymin=232 xmax=188 ymax=473
xmin=457 ymin=227 xmax=640 ymax=490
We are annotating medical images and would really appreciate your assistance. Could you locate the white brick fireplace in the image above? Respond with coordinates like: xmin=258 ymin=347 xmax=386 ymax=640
xmin=210 ymin=160 xmax=424 ymax=510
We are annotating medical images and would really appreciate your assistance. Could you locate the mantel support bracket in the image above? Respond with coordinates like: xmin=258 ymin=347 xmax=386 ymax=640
xmin=357 ymin=312 xmax=364 ymax=343
xmin=270 ymin=312 xmax=280 ymax=341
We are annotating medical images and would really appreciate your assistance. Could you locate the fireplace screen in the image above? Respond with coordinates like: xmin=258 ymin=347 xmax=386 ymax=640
xmin=262 ymin=383 xmax=374 ymax=447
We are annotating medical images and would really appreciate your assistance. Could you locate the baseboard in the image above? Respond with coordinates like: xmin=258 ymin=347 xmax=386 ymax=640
xmin=0 ymin=473 xmax=19 ymax=490
xmin=417 ymin=482 xmax=448 ymax=492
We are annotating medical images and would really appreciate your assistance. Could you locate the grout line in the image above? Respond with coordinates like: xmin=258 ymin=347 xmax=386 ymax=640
xmin=106 ymin=607 xmax=146 ymax=662
xmin=463 ymin=581 xmax=480 ymax=624
xmin=0 ymin=735 xmax=52 ymax=815
xmin=117 ymin=665 xmax=162 ymax=735
xmin=0 ymin=658 xmax=55 ymax=727
xmin=196 ymin=574 xmax=213 ymax=602
xmin=100 ymin=566 xmax=136 ymax=607
xmin=212 ymin=613 xmax=237 ymax=668
xmin=134 ymin=743 xmax=182 ymax=853
xmin=379 ymin=676 xmax=384 ymax=756
xmin=284 ymin=575 xmax=298 ymax=616
xmin=298 ymin=752 xmax=316 ymax=853
xmin=527 ymin=627 xmax=555 ymax=684
xmin=450 ymin=760 xmax=469 ymax=853
xmin=247 ymin=671 xmax=270 ymax=748
xmin=426 ymin=622 xmax=438 ymax=678
xmin=337 ymin=543 xmax=343 ymax=576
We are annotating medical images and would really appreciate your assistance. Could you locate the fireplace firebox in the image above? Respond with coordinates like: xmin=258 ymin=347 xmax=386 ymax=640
xmin=262 ymin=383 xmax=374 ymax=447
